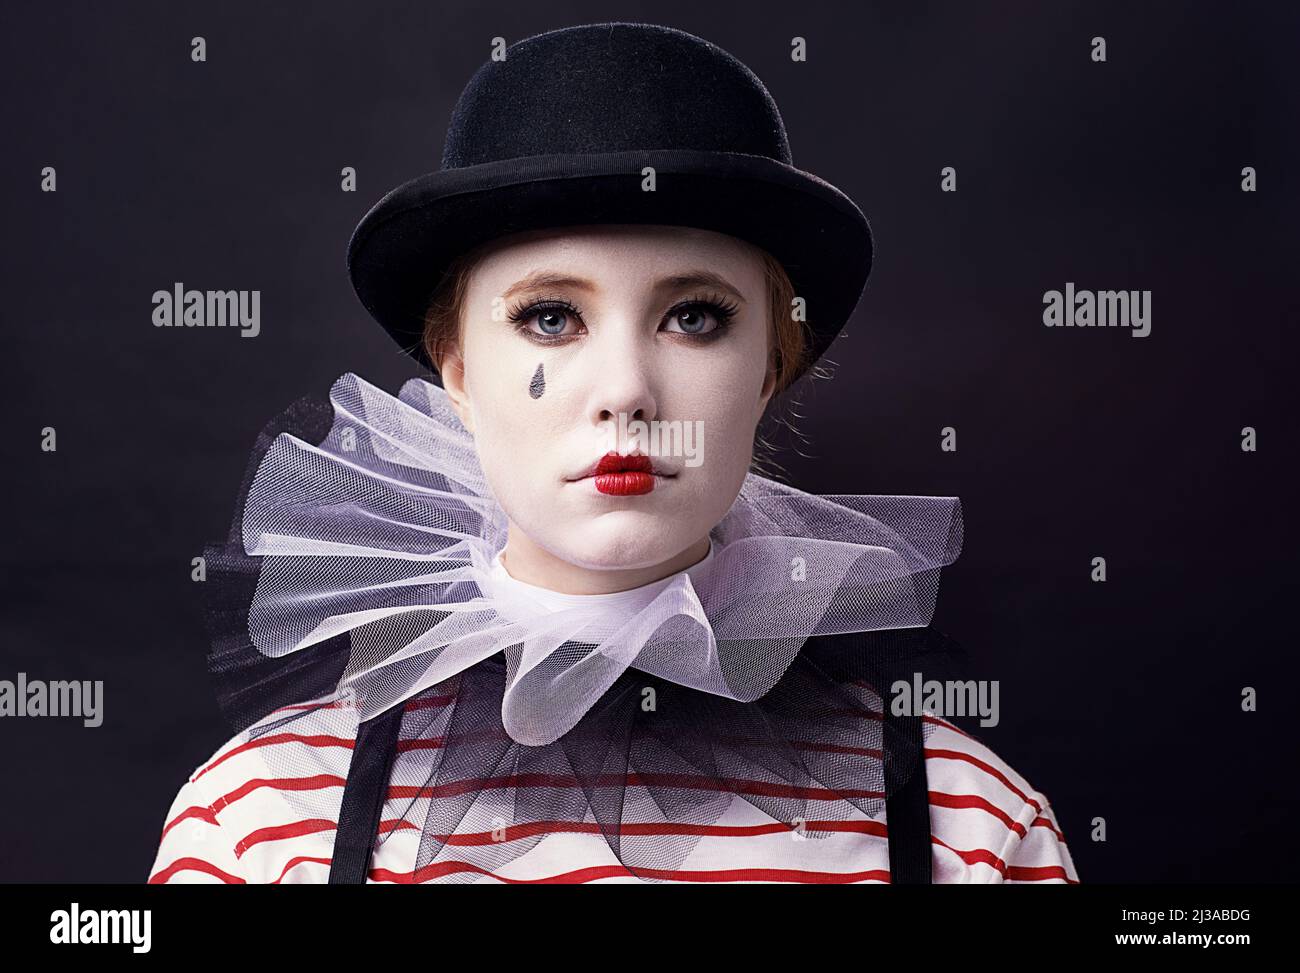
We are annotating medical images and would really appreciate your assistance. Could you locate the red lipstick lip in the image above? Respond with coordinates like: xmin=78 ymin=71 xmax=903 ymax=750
xmin=593 ymin=471 xmax=655 ymax=496
xmin=593 ymin=452 xmax=653 ymax=475
xmin=570 ymin=452 xmax=673 ymax=495
xmin=571 ymin=451 xmax=671 ymax=479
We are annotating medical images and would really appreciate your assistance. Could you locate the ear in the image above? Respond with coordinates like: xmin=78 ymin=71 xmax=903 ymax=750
xmin=436 ymin=344 xmax=475 ymax=434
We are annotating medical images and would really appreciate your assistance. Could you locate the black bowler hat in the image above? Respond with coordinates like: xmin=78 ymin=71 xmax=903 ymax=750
xmin=347 ymin=22 xmax=874 ymax=383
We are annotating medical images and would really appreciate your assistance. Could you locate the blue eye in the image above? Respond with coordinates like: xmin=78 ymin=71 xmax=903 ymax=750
xmin=507 ymin=299 xmax=585 ymax=341
xmin=536 ymin=308 xmax=569 ymax=334
xmin=664 ymin=306 xmax=717 ymax=334
xmin=661 ymin=297 xmax=740 ymax=339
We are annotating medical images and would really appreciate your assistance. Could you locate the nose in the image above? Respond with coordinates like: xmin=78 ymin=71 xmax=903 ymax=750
xmin=592 ymin=375 xmax=656 ymax=428
xmin=585 ymin=332 xmax=658 ymax=430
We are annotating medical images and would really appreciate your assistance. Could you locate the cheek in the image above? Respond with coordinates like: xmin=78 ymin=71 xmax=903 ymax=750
xmin=468 ymin=367 xmax=546 ymax=468
xmin=461 ymin=341 xmax=572 ymax=524
xmin=671 ymin=336 xmax=768 ymax=450
xmin=462 ymin=324 xmax=548 ymax=435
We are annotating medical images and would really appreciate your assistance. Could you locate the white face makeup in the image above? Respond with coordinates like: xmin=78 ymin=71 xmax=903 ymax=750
xmin=439 ymin=224 xmax=777 ymax=594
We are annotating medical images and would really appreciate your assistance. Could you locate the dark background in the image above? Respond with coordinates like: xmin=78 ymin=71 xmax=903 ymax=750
xmin=2 ymin=0 xmax=1296 ymax=882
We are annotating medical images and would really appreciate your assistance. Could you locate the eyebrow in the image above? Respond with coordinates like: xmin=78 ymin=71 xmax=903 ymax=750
xmin=500 ymin=269 xmax=748 ymax=303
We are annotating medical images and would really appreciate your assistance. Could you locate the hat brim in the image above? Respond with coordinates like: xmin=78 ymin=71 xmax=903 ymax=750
xmin=347 ymin=149 xmax=873 ymax=381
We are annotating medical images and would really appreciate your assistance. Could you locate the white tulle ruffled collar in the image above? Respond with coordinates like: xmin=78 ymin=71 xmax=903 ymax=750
xmin=239 ymin=372 xmax=963 ymax=746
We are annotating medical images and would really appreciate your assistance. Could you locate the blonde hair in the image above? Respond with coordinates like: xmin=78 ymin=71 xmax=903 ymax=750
xmin=420 ymin=242 xmax=816 ymax=474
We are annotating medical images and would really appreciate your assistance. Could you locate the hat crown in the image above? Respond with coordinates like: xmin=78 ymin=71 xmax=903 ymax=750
xmin=441 ymin=23 xmax=792 ymax=170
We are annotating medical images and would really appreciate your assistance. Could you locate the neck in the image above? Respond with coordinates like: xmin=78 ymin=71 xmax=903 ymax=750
xmin=498 ymin=529 xmax=712 ymax=595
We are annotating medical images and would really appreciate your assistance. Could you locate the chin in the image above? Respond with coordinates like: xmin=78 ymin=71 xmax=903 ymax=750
xmin=537 ymin=510 xmax=704 ymax=572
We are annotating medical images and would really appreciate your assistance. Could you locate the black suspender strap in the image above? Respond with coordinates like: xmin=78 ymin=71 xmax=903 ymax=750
xmin=884 ymin=709 xmax=933 ymax=885
xmin=328 ymin=704 xmax=407 ymax=884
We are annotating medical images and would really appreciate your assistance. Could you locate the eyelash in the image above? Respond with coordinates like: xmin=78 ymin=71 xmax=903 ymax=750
xmin=505 ymin=293 xmax=740 ymax=345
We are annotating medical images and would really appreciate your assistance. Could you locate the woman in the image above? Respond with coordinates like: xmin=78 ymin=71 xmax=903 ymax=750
xmin=150 ymin=22 xmax=1078 ymax=884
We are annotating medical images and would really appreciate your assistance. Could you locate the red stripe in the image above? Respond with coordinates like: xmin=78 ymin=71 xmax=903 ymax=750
xmin=395 ymin=738 xmax=448 ymax=753
xmin=378 ymin=818 xmax=422 ymax=835
xmin=1006 ymin=864 xmax=1079 ymax=883
xmin=148 ymin=857 xmax=245 ymax=884
xmin=160 ymin=803 xmax=219 ymax=840
xmin=235 ymin=818 xmax=338 ymax=858
xmin=194 ymin=733 xmax=355 ymax=780
xmin=271 ymin=856 xmax=333 ymax=884
xmin=370 ymin=861 xmax=891 ymax=884
xmin=1032 ymin=815 xmax=1067 ymax=842
xmin=931 ymin=835 xmax=1008 ymax=877
xmin=212 ymin=774 xmax=345 ymax=815
xmin=374 ymin=817 xmax=890 ymax=846
xmin=403 ymin=694 xmax=456 ymax=712
xmin=928 ymin=791 xmax=1027 ymax=837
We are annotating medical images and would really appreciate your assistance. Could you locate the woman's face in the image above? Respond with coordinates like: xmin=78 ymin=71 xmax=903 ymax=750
xmin=440 ymin=224 xmax=776 ymax=593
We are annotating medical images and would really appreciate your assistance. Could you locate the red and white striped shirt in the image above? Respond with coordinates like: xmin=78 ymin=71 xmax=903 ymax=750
xmin=149 ymin=679 xmax=1079 ymax=885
